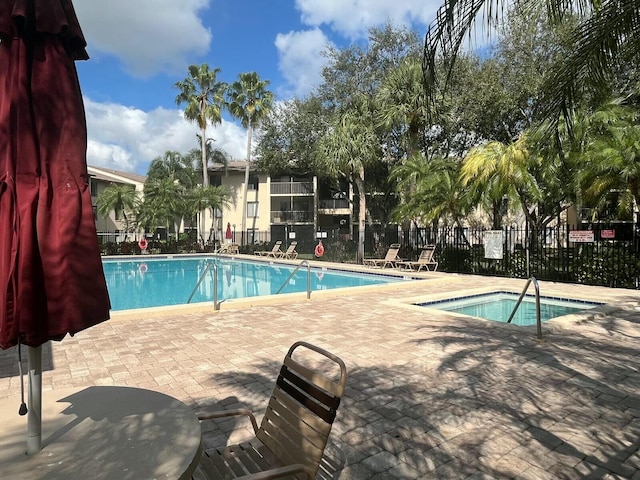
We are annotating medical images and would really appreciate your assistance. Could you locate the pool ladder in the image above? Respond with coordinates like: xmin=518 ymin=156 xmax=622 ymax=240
xmin=507 ymin=276 xmax=542 ymax=340
xmin=187 ymin=261 xmax=222 ymax=310
xmin=276 ymin=260 xmax=311 ymax=299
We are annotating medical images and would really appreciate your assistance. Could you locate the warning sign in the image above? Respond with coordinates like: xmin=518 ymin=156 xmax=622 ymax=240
xmin=569 ymin=230 xmax=594 ymax=243
xmin=601 ymin=229 xmax=615 ymax=239
xmin=484 ymin=230 xmax=504 ymax=259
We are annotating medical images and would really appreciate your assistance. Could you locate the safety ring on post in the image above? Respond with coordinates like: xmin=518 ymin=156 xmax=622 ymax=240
xmin=138 ymin=237 xmax=148 ymax=251
xmin=138 ymin=263 xmax=148 ymax=274
xmin=314 ymin=241 xmax=325 ymax=257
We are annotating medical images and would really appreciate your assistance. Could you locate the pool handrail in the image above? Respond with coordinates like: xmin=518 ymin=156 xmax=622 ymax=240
xmin=507 ymin=276 xmax=542 ymax=340
xmin=276 ymin=260 xmax=311 ymax=299
xmin=187 ymin=261 xmax=222 ymax=310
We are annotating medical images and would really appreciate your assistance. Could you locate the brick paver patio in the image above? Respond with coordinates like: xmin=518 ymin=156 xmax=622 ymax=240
xmin=1 ymin=270 xmax=640 ymax=479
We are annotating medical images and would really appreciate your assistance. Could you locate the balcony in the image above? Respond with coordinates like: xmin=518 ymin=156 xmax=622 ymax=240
xmin=271 ymin=210 xmax=314 ymax=224
xmin=270 ymin=182 xmax=313 ymax=195
xmin=318 ymin=199 xmax=349 ymax=210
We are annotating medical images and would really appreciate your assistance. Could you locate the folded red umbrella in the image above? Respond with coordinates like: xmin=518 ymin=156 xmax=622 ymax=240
xmin=0 ymin=0 xmax=111 ymax=349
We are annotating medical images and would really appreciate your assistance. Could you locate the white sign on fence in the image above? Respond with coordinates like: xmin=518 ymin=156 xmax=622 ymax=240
xmin=568 ymin=230 xmax=594 ymax=243
xmin=484 ymin=230 xmax=504 ymax=259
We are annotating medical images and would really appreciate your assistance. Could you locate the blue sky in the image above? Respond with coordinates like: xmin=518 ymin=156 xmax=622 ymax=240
xmin=73 ymin=0 xmax=442 ymax=175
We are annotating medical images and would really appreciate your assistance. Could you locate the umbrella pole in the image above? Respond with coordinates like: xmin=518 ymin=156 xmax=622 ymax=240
xmin=27 ymin=345 xmax=42 ymax=454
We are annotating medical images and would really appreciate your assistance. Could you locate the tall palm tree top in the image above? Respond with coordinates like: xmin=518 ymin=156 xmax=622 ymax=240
xmin=226 ymin=72 xmax=274 ymax=128
xmin=175 ymin=64 xmax=227 ymax=129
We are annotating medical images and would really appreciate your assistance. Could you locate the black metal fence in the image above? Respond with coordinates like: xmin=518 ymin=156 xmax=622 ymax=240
xmin=366 ymin=223 xmax=640 ymax=289
xmin=98 ymin=222 xmax=640 ymax=289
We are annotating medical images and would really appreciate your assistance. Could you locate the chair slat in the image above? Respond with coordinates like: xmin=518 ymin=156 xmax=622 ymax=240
xmin=275 ymin=374 xmax=336 ymax=423
xmin=262 ymin=403 xmax=327 ymax=453
xmin=258 ymin=417 xmax=325 ymax=468
xmin=263 ymin=399 xmax=328 ymax=449
xmin=196 ymin=450 xmax=227 ymax=479
xmin=270 ymin=386 xmax=333 ymax=432
xmin=279 ymin=365 xmax=340 ymax=410
xmin=218 ymin=447 xmax=247 ymax=477
xmin=227 ymin=444 xmax=263 ymax=474
xmin=283 ymin=357 xmax=342 ymax=397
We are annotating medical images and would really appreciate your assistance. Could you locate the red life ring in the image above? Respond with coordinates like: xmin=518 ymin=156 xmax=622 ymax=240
xmin=314 ymin=242 xmax=325 ymax=257
xmin=138 ymin=237 xmax=148 ymax=250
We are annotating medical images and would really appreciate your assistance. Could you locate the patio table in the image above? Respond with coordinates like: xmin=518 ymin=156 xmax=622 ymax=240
xmin=0 ymin=386 xmax=202 ymax=479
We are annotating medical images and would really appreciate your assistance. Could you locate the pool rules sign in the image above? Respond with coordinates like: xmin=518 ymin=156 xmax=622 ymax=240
xmin=484 ymin=230 xmax=504 ymax=259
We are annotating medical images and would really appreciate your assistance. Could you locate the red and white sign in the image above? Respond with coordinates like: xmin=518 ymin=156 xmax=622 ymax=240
xmin=601 ymin=229 xmax=615 ymax=239
xmin=569 ymin=230 xmax=594 ymax=243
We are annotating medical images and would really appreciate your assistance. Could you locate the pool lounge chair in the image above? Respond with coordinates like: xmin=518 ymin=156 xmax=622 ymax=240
xmin=363 ymin=243 xmax=402 ymax=268
xmin=192 ymin=341 xmax=347 ymax=480
xmin=397 ymin=245 xmax=438 ymax=272
xmin=255 ymin=240 xmax=282 ymax=257
xmin=216 ymin=243 xmax=239 ymax=254
xmin=275 ymin=241 xmax=298 ymax=259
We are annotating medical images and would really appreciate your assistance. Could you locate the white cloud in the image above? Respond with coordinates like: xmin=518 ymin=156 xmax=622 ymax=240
xmin=294 ymin=0 xmax=440 ymax=39
xmin=275 ymin=28 xmax=332 ymax=98
xmin=84 ymin=98 xmax=246 ymax=175
xmin=73 ymin=0 xmax=212 ymax=76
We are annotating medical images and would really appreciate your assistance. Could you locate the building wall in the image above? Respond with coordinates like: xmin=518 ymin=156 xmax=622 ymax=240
xmin=213 ymin=170 xmax=271 ymax=241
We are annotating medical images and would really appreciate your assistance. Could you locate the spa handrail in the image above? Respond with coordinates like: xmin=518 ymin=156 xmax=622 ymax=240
xmin=507 ymin=276 xmax=542 ymax=340
xmin=276 ymin=260 xmax=311 ymax=299
xmin=187 ymin=261 xmax=221 ymax=310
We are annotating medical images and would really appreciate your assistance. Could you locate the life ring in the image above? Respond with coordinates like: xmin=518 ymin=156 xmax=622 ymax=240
xmin=138 ymin=237 xmax=148 ymax=250
xmin=138 ymin=263 xmax=148 ymax=274
xmin=314 ymin=242 xmax=325 ymax=257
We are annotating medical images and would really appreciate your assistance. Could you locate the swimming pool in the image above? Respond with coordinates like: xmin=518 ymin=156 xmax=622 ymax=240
xmin=103 ymin=256 xmax=406 ymax=311
xmin=417 ymin=292 xmax=603 ymax=326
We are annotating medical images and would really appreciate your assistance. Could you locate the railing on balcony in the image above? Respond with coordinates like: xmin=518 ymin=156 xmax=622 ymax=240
xmin=318 ymin=199 xmax=350 ymax=210
xmin=271 ymin=211 xmax=314 ymax=223
xmin=270 ymin=182 xmax=313 ymax=195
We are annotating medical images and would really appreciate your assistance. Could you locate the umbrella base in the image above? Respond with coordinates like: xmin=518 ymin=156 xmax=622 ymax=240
xmin=0 ymin=386 xmax=202 ymax=479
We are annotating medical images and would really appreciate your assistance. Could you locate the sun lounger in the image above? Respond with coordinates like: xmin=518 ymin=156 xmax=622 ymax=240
xmin=193 ymin=341 xmax=347 ymax=480
xmin=275 ymin=241 xmax=298 ymax=259
xmin=397 ymin=245 xmax=438 ymax=271
xmin=215 ymin=243 xmax=239 ymax=254
xmin=363 ymin=243 xmax=402 ymax=268
xmin=254 ymin=240 xmax=282 ymax=257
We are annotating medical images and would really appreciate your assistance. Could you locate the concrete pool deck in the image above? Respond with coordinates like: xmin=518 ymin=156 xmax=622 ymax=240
xmin=1 ymin=270 xmax=640 ymax=479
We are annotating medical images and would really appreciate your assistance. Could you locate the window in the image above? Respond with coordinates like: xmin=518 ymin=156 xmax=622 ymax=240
xmin=247 ymin=201 xmax=259 ymax=218
xmin=90 ymin=180 xmax=98 ymax=197
xmin=248 ymin=175 xmax=259 ymax=191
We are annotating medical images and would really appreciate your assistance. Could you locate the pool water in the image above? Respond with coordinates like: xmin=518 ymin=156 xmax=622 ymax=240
xmin=418 ymin=292 xmax=602 ymax=326
xmin=103 ymin=256 xmax=404 ymax=311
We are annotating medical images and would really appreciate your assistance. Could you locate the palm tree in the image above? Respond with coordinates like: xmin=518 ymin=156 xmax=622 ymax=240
xmin=141 ymin=177 xmax=185 ymax=241
xmin=376 ymin=56 xmax=430 ymax=160
xmin=147 ymin=150 xmax=198 ymax=188
xmin=321 ymin=96 xmax=381 ymax=263
xmin=579 ymin=101 xmax=640 ymax=219
xmin=226 ymin=72 xmax=274 ymax=245
xmin=187 ymin=185 xmax=233 ymax=245
xmin=96 ymin=183 xmax=139 ymax=239
xmin=460 ymin=138 xmax=535 ymax=229
xmin=175 ymin=64 xmax=227 ymax=186
xmin=391 ymin=156 xmax=470 ymax=229
xmin=423 ymin=0 xmax=640 ymax=122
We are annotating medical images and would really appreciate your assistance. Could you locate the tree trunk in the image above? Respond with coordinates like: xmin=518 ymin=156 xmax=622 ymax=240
xmin=355 ymin=165 xmax=366 ymax=263
xmin=200 ymin=112 xmax=209 ymax=187
xmin=240 ymin=120 xmax=253 ymax=246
